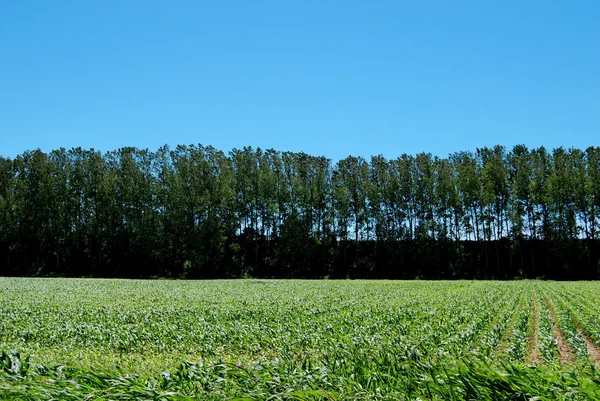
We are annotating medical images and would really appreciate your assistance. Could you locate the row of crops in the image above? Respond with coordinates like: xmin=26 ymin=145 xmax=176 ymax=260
xmin=1 ymin=278 xmax=600 ymax=400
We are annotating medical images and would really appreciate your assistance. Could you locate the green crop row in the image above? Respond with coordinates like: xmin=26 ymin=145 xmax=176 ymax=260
xmin=1 ymin=278 xmax=600 ymax=400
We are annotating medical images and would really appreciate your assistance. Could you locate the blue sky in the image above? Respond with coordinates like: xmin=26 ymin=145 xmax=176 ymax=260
xmin=1 ymin=1 xmax=599 ymax=161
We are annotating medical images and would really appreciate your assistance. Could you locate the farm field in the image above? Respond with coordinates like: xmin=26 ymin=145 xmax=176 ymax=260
xmin=1 ymin=278 xmax=600 ymax=400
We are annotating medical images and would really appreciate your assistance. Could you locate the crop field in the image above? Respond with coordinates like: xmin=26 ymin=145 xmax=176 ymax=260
xmin=1 ymin=279 xmax=600 ymax=400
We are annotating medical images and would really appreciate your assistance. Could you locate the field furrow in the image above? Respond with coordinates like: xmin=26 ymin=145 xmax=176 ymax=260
xmin=534 ymin=292 xmax=559 ymax=365
xmin=542 ymin=296 xmax=574 ymax=365
xmin=527 ymin=291 xmax=541 ymax=365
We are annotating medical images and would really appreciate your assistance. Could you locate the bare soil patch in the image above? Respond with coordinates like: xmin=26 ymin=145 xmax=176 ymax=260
xmin=543 ymin=297 xmax=575 ymax=365
xmin=579 ymin=330 xmax=600 ymax=365
xmin=528 ymin=294 xmax=541 ymax=365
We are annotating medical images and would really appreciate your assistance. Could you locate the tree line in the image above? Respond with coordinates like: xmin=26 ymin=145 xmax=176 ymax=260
xmin=1 ymin=144 xmax=599 ymax=279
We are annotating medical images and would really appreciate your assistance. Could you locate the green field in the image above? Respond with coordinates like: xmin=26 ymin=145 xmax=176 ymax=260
xmin=1 ymin=279 xmax=600 ymax=400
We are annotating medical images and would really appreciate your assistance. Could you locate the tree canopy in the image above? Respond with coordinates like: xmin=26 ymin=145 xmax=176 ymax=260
xmin=1 ymin=144 xmax=599 ymax=279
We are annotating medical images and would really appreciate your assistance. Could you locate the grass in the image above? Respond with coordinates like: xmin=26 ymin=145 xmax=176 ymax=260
xmin=1 ymin=278 xmax=600 ymax=400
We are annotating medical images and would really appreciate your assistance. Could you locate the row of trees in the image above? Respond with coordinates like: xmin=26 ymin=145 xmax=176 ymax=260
xmin=1 ymin=144 xmax=599 ymax=279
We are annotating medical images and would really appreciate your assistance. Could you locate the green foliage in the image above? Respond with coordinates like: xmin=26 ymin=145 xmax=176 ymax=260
xmin=2 ymin=144 xmax=600 ymax=279
xmin=1 ymin=279 xmax=600 ymax=399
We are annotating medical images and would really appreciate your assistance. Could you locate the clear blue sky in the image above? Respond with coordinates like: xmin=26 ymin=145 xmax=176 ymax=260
xmin=1 ymin=1 xmax=599 ymax=161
